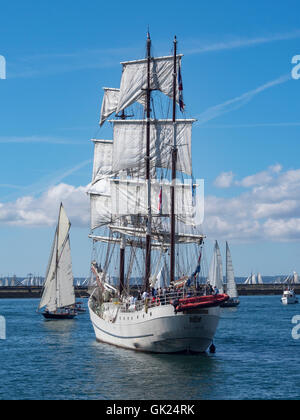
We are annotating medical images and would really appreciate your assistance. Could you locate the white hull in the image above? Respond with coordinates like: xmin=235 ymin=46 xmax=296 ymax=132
xmin=281 ymin=290 xmax=298 ymax=305
xmin=88 ymin=297 xmax=221 ymax=353
xmin=281 ymin=296 xmax=298 ymax=305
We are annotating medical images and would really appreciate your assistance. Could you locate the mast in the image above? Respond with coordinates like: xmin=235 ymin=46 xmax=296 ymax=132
xmin=55 ymin=205 xmax=61 ymax=311
xmin=170 ymin=36 xmax=178 ymax=284
xmin=145 ymin=31 xmax=152 ymax=291
xmin=119 ymin=237 xmax=125 ymax=296
xmin=119 ymin=173 xmax=126 ymax=297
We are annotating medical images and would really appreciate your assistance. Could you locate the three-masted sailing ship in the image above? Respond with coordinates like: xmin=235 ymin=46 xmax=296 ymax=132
xmin=88 ymin=34 xmax=228 ymax=353
xmin=38 ymin=203 xmax=77 ymax=320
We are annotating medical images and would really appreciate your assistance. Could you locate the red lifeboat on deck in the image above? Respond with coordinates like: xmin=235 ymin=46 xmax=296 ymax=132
xmin=174 ymin=294 xmax=229 ymax=313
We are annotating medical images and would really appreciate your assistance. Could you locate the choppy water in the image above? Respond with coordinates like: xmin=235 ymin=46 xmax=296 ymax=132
xmin=0 ymin=296 xmax=299 ymax=400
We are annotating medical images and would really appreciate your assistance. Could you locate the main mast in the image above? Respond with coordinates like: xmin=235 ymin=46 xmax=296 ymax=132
xmin=170 ymin=36 xmax=178 ymax=284
xmin=145 ymin=32 xmax=152 ymax=291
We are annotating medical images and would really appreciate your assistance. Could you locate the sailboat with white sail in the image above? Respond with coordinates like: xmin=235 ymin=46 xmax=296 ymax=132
xmin=87 ymin=34 xmax=229 ymax=353
xmin=244 ymin=273 xmax=257 ymax=284
xmin=38 ymin=204 xmax=77 ymax=320
xmin=207 ymin=241 xmax=224 ymax=294
xmin=221 ymin=242 xmax=240 ymax=307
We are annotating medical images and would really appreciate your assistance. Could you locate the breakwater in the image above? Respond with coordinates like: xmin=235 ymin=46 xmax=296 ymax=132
xmin=0 ymin=284 xmax=299 ymax=298
xmin=236 ymin=284 xmax=300 ymax=295
xmin=0 ymin=287 xmax=90 ymax=299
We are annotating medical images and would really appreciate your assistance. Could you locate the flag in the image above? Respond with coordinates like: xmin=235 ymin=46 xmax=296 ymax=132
xmin=158 ymin=186 xmax=163 ymax=214
xmin=192 ymin=251 xmax=202 ymax=278
xmin=178 ymin=62 xmax=185 ymax=112
xmin=192 ymin=181 xmax=196 ymax=207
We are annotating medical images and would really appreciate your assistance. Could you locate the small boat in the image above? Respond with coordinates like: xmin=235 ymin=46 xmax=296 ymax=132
xmin=174 ymin=294 xmax=229 ymax=313
xmin=43 ymin=309 xmax=76 ymax=320
xmin=221 ymin=242 xmax=240 ymax=308
xmin=281 ymin=288 xmax=299 ymax=305
xmin=75 ymin=301 xmax=86 ymax=313
xmin=38 ymin=203 xmax=77 ymax=320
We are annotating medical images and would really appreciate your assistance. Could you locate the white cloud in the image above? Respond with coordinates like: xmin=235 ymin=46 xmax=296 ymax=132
xmin=0 ymin=136 xmax=85 ymax=144
xmin=0 ymin=184 xmax=89 ymax=227
xmin=186 ymin=30 xmax=300 ymax=55
xmin=196 ymin=75 xmax=291 ymax=125
xmin=204 ymin=165 xmax=300 ymax=242
xmin=237 ymin=164 xmax=282 ymax=188
xmin=214 ymin=171 xmax=235 ymax=188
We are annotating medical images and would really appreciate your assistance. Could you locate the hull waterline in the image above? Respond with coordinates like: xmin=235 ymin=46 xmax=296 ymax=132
xmin=42 ymin=312 xmax=77 ymax=320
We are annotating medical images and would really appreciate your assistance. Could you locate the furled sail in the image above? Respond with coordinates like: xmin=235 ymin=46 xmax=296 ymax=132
xmin=225 ymin=242 xmax=238 ymax=298
xmin=116 ymin=55 xmax=183 ymax=114
xmin=108 ymin=225 xmax=204 ymax=245
xmin=39 ymin=204 xmax=75 ymax=311
xmin=111 ymin=119 xmax=194 ymax=176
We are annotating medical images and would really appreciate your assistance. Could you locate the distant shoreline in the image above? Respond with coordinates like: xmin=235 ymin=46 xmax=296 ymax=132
xmin=0 ymin=287 xmax=90 ymax=299
xmin=0 ymin=284 xmax=298 ymax=299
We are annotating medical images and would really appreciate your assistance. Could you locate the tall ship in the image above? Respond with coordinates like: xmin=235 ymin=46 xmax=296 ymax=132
xmin=88 ymin=34 xmax=228 ymax=353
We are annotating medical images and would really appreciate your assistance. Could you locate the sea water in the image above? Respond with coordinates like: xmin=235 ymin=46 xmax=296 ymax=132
xmin=0 ymin=296 xmax=299 ymax=400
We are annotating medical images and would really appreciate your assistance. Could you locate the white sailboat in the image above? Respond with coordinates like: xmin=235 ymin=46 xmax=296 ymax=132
xmin=221 ymin=242 xmax=240 ymax=307
xmin=38 ymin=203 xmax=77 ymax=320
xmin=207 ymin=241 xmax=224 ymax=294
xmin=245 ymin=273 xmax=257 ymax=284
xmin=88 ymin=34 xmax=229 ymax=353
xmin=257 ymin=273 xmax=263 ymax=284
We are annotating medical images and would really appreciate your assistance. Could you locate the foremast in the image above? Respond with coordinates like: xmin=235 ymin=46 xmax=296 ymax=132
xmin=170 ymin=36 xmax=177 ymax=284
xmin=145 ymin=32 xmax=152 ymax=292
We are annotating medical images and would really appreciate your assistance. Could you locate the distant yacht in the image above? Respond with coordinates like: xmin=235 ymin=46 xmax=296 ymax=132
xmin=244 ymin=273 xmax=257 ymax=284
xmin=38 ymin=203 xmax=77 ymax=320
xmin=257 ymin=273 xmax=263 ymax=284
xmin=281 ymin=288 xmax=298 ymax=305
xmin=207 ymin=241 xmax=224 ymax=294
xmin=221 ymin=242 xmax=240 ymax=308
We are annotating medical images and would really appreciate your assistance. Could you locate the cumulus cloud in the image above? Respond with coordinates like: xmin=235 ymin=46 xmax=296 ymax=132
xmin=236 ymin=164 xmax=282 ymax=188
xmin=204 ymin=165 xmax=300 ymax=242
xmin=0 ymin=183 xmax=89 ymax=228
xmin=214 ymin=171 xmax=235 ymax=188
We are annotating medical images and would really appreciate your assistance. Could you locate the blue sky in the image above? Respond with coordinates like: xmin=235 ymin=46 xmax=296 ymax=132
xmin=1 ymin=0 xmax=300 ymax=277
